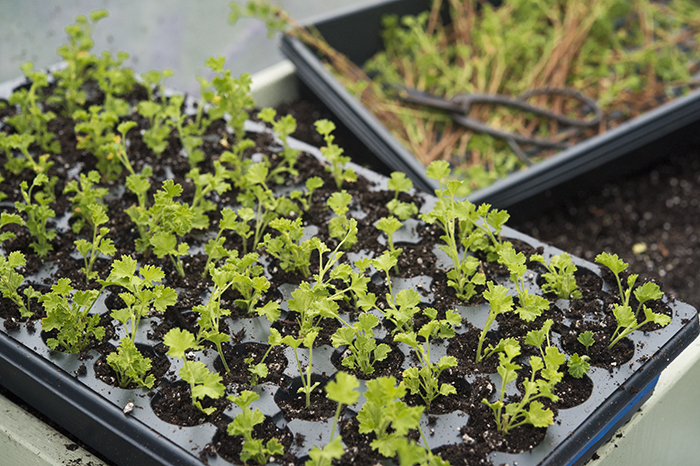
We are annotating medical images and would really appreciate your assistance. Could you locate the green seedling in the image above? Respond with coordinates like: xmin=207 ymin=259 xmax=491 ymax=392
xmin=264 ymin=217 xmax=316 ymax=278
xmin=257 ymin=108 xmax=301 ymax=183
xmin=165 ymin=94 xmax=205 ymax=168
xmin=236 ymin=162 xmax=286 ymax=252
xmin=108 ymin=121 xmax=139 ymax=177
xmin=202 ymin=208 xmax=238 ymax=276
xmin=290 ymin=176 xmax=324 ymax=212
xmin=356 ymin=375 xmax=438 ymax=462
xmin=40 ymin=278 xmax=105 ymax=353
xmin=306 ymin=372 xmax=360 ymax=466
xmin=499 ymin=246 xmax=549 ymax=322
xmin=124 ymin=165 xmax=153 ymax=244
xmin=6 ymin=62 xmax=59 ymax=153
xmin=202 ymin=56 xmax=255 ymax=158
xmin=51 ymin=10 xmax=109 ymax=115
xmin=595 ymin=252 xmax=670 ymax=348
xmin=271 ymin=327 xmax=320 ymax=407
xmin=476 ymin=282 xmax=514 ymax=363
xmin=16 ymin=174 xmax=57 ymax=258
xmin=102 ymin=256 xmax=177 ymax=389
xmin=525 ymin=319 xmax=581 ymax=379
xmin=139 ymin=68 xmax=173 ymax=103
xmin=376 ymin=216 xmax=403 ymax=266
xmin=421 ymin=162 xmax=491 ymax=300
xmin=73 ymin=106 xmax=122 ymax=180
xmin=0 ymin=212 xmax=23 ymax=245
xmin=93 ymin=50 xmax=136 ymax=116
xmin=0 ymin=250 xmax=39 ymax=319
xmin=107 ymin=337 xmax=156 ymax=389
xmin=137 ymin=99 xmax=173 ymax=156
xmin=64 ymin=170 xmax=109 ymax=234
xmin=331 ymin=312 xmax=391 ymax=376
xmin=270 ymin=227 xmax=360 ymax=405
xmin=283 ymin=228 xmax=357 ymax=337
xmin=371 ymin=251 xmax=422 ymax=334
xmin=0 ymin=133 xmax=53 ymax=176
xmin=223 ymin=251 xmax=279 ymax=318
xmin=327 ymin=190 xmax=357 ymax=250
xmin=179 ymin=360 xmax=225 ymax=415
xmin=395 ymin=308 xmax=460 ymax=410
xmin=386 ymin=171 xmax=418 ymax=221
xmin=578 ymin=331 xmax=595 ymax=354
xmin=482 ymin=339 xmax=560 ymax=434
xmin=136 ymin=69 xmax=174 ymax=156
xmin=245 ymin=339 xmax=280 ymax=386
xmin=127 ymin=179 xmax=194 ymax=276
xmin=530 ymin=253 xmax=582 ymax=299
xmin=227 ymin=391 xmax=285 ymax=464
xmin=187 ymin=161 xmax=231 ymax=230
xmin=102 ymin=256 xmax=177 ymax=344
xmin=315 ymin=119 xmax=356 ymax=189
xmin=164 ymin=258 xmax=279 ymax=375
xmin=567 ymin=354 xmax=591 ymax=379
xmin=74 ymin=203 xmax=115 ymax=281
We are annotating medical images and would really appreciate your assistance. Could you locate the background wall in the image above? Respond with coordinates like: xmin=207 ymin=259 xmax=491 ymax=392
xmin=0 ymin=0 xmax=374 ymax=96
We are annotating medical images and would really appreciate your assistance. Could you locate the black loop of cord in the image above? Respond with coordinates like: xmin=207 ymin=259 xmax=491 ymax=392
xmin=394 ymin=86 xmax=603 ymax=165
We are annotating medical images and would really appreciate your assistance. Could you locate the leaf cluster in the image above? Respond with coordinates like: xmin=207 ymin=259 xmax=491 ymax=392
xmin=531 ymin=253 xmax=582 ymax=299
xmin=395 ymin=308 xmax=460 ymax=410
xmin=0 ymin=250 xmax=38 ymax=318
xmin=101 ymin=256 xmax=176 ymax=388
xmin=482 ymin=339 xmax=561 ymax=434
xmin=227 ymin=391 xmax=285 ymax=464
xmin=595 ymin=252 xmax=670 ymax=348
xmin=40 ymin=278 xmax=105 ymax=353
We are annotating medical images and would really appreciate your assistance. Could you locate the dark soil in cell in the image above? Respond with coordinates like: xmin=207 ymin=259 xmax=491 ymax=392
xmin=214 ymin=341 xmax=290 ymax=387
xmin=151 ymin=380 xmax=230 ymax=427
xmin=212 ymin=416 xmax=296 ymax=465
xmin=274 ymin=375 xmax=337 ymax=421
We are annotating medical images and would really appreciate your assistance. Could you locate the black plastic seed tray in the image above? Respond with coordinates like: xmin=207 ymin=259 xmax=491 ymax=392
xmin=0 ymin=126 xmax=698 ymax=466
xmin=280 ymin=0 xmax=700 ymax=216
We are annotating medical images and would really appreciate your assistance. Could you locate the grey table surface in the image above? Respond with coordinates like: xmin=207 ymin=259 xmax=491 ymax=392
xmin=0 ymin=0 xmax=376 ymax=96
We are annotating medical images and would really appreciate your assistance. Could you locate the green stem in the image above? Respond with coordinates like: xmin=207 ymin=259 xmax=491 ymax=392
xmin=170 ymin=254 xmax=185 ymax=278
xmin=216 ymin=340 xmax=231 ymax=374
xmin=329 ymin=402 xmax=343 ymax=441
xmin=305 ymin=346 xmax=314 ymax=407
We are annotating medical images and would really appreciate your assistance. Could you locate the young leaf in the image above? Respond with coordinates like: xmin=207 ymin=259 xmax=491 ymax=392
xmin=567 ymin=354 xmax=591 ymax=379
xmin=325 ymin=372 xmax=360 ymax=405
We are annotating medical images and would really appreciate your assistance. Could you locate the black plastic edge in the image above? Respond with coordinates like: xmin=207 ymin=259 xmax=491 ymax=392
xmin=568 ymin=376 xmax=656 ymax=466
xmin=0 ymin=331 xmax=204 ymax=466
xmin=280 ymin=0 xmax=700 ymax=210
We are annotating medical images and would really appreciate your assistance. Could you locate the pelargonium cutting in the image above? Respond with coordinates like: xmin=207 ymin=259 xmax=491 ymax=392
xmin=0 ymin=9 xmax=689 ymax=466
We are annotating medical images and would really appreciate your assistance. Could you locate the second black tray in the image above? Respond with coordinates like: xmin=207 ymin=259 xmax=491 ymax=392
xmin=281 ymin=0 xmax=700 ymax=217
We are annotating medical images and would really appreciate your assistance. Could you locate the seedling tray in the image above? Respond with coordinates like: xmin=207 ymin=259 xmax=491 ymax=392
xmin=280 ymin=0 xmax=700 ymax=214
xmin=0 ymin=122 xmax=697 ymax=466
